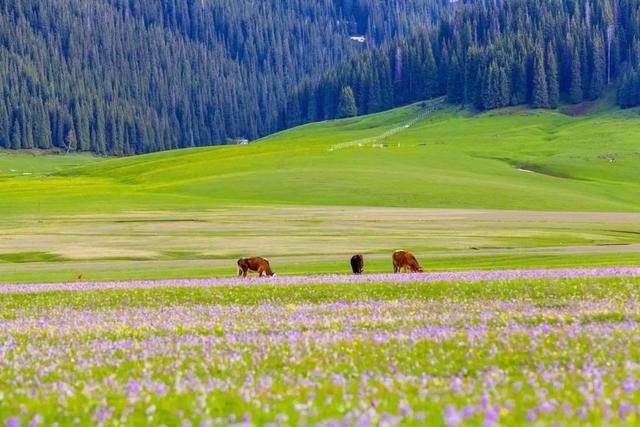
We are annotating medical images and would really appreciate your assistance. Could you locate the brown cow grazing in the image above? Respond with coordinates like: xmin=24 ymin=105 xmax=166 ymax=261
xmin=350 ymin=254 xmax=364 ymax=274
xmin=237 ymin=257 xmax=275 ymax=277
xmin=392 ymin=250 xmax=423 ymax=273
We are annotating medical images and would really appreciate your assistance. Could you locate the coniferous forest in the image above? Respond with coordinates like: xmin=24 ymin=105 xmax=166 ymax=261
xmin=1 ymin=0 xmax=639 ymax=155
xmin=285 ymin=0 xmax=640 ymax=127
xmin=0 ymin=0 xmax=446 ymax=155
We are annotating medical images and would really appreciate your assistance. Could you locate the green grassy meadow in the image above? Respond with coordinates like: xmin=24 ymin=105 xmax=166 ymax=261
xmin=3 ymin=277 xmax=640 ymax=425
xmin=1 ymin=101 xmax=639 ymax=283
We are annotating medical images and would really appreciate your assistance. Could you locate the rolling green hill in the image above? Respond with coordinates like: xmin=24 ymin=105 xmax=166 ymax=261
xmin=1 ymin=102 xmax=639 ymax=283
xmin=40 ymin=101 xmax=640 ymax=212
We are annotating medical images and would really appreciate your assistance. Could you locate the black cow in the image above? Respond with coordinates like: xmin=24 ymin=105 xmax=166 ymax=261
xmin=350 ymin=254 xmax=364 ymax=274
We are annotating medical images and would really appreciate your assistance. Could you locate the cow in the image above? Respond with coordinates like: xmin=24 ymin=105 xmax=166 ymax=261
xmin=350 ymin=254 xmax=364 ymax=274
xmin=237 ymin=257 xmax=275 ymax=277
xmin=392 ymin=250 xmax=423 ymax=273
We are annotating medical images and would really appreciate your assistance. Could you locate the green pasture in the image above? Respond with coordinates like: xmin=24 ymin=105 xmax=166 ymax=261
xmin=2 ymin=277 xmax=640 ymax=425
xmin=1 ymin=101 xmax=639 ymax=283
xmin=2 ymin=275 xmax=640 ymax=309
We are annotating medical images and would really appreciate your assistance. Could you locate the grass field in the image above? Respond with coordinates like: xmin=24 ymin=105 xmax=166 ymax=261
xmin=1 ymin=100 xmax=639 ymax=283
xmin=2 ymin=101 xmax=640 ymax=425
xmin=2 ymin=276 xmax=640 ymax=425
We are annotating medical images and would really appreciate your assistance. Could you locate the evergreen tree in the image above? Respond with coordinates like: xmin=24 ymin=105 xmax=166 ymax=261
xmin=510 ymin=59 xmax=528 ymax=106
xmin=337 ymin=86 xmax=358 ymax=118
xmin=0 ymin=108 xmax=8 ymax=149
xmin=546 ymin=43 xmax=560 ymax=108
xmin=423 ymin=42 xmax=439 ymax=99
xmin=286 ymin=93 xmax=302 ymax=128
xmin=366 ymin=68 xmax=384 ymax=114
xmin=24 ymin=121 xmax=35 ymax=149
xmin=464 ymin=48 xmax=484 ymax=107
xmin=570 ymin=48 xmax=584 ymax=103
xmin=618 ymin=71 xmax=640 ymax=108
xmin=446 ymin=55 xmax=464 ymax=104
xmin=498 ymin=66 xmax=511 ymax=107
xmin=11 ymin=119 xmax=21 ymax=150
xmin=482 ymin=62 xmax=511 ymax=110
xmin=589 ymin=34 xmax=606 ymax=99
xmin=617 ymin=75 xmax=633 ymax=107
xmin=532 ymin=45 xmax=549 ymax=108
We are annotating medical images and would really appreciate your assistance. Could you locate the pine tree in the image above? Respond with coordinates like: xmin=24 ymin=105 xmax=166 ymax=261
xmin=366 ymin=68 xmax=384 ymax=113
xmin=11 ymin=119 xmax=21 ymax=150
xmin=617 ymin=73 xmax=634 ymax=107
xmin=510 ymin=59 xmax=527 ymax=106
xmin=589 ymin=34 xmax=606 ymax=100
xmin=0 ymin=102 xmax=9 ymax=149
xmin=482 ymin=62 xmax=510 ymax=110
xmin=446 ymin=55 xmax=464 ymax=104
xmin=532 ymin=45 xmax=549 ymax=108
xmin=546 ymin=43 xmax=560 ymax=108
xmin=286 ymin=92 xmax=302 ymax=127
xmin=35 ymin=106 xmax=52 ymax=149
xmin=423 ymin=42 xmax=439 ymax=99
xmin=24 ymin=122 xmax=35 ymax=149
xmin=307 ymin=93 xmax=318 ymax=122
xmin=337 ymin=86 xmax=357 ymax=118
xmin=378 ymin=53 xmax=394 ymax=109
xmin=464 ymin=47 xmax=484 ymax=106
xmin=569 ymin=48 xmax=583 ymax=104
xmin=498 ymin=66 xmax=510 ymax=107
xmin=481 ymin=64 xmax=497 ymax=110
xmin=94 ymin=104 xmax=107 ymax=154
xmin=619 ymin=71 xmax=640 ymax=108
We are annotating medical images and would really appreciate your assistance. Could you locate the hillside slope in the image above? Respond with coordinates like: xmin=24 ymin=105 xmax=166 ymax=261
xmin=33 ymin=103 xmax=639 ymax=213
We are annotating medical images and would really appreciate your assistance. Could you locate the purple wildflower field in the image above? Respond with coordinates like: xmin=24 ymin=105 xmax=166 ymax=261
xmin=2 ymin=266 xmax=639 ymax=294
xmin=1 ymin=269 xmax=640 ymax=425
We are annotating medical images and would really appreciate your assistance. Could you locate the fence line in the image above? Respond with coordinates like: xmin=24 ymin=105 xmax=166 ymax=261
xmin=328 ymin=100 xmax=445 ymax=152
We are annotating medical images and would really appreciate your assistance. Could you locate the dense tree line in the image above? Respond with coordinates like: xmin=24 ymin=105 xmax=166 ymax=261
xmin=618 ymin=71 xmax=640 ymax=107
xmin=0 ymin=0 xmax=447 ymax=154
xmin=283 ymin=0 xmax=640 ymax=127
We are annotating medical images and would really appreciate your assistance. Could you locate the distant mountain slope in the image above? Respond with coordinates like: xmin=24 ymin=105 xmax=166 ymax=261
xmin=0 ymin=0 xmax=446 ymax=155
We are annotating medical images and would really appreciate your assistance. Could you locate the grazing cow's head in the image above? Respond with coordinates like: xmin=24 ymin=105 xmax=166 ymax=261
xmin=410 ymin=260 xmax=423 ymax=273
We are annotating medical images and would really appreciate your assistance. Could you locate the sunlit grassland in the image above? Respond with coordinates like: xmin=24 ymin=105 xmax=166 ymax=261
xmin=3 ymin=275 xmax=640 ymax=309
xmin=1 ymin=207 xmax=639 ymax=283
xmin=0 ymin=103 xmax=639 ymax=283
xmin=2 ymin=277 xmax=640 ymax=425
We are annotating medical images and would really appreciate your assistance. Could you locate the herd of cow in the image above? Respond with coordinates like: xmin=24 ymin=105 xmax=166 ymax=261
xmin=237 ymin=249 xmax=423 ymax=277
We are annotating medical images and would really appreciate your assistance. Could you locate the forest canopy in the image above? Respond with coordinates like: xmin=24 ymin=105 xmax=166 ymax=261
xmin=0 ymin=0 xmax=638 ymax=155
